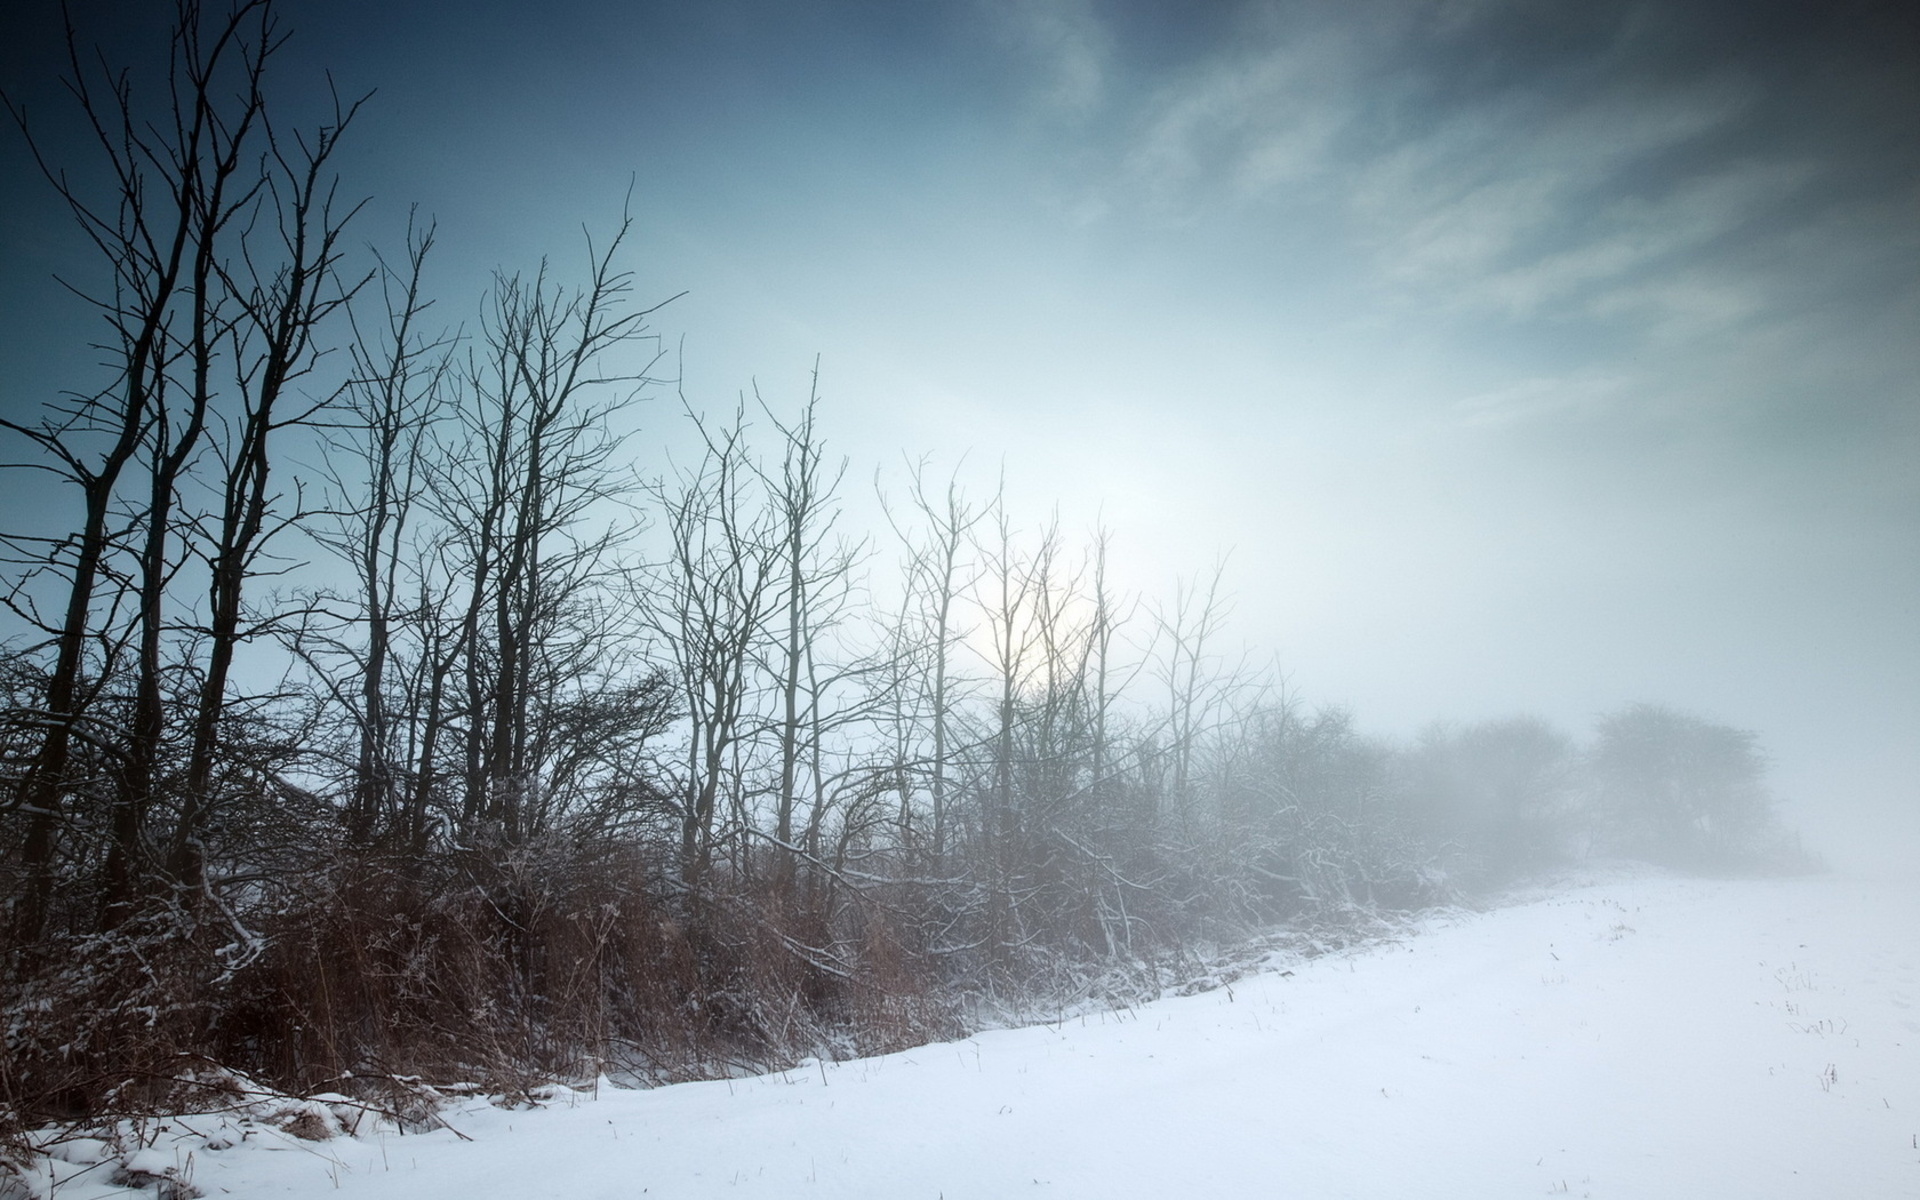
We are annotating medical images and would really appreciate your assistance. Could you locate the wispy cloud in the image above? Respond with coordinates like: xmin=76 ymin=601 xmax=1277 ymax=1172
xmin=1452 ymin=373 xmax=1632 ymax=430
xmin=1022 ymin=3 xmax=1865 ymax=339
xmin=993 ymin=0 xmax=1110 ymax=119
xmin=1120 ymin=26 xmax=1355 ymax=211
xmin=1349 ymin=80 xmax=1801 ymax=325
xmin=984 ymin=0 xmax=1917 ymax=475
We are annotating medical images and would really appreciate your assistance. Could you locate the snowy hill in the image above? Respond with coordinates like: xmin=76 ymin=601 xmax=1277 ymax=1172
xmin=22 ymin=868 xmax=1918 ymax=1199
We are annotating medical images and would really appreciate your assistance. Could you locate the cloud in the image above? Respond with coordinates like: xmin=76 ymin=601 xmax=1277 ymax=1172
xmin=992 ymin=0 xmax=1111 ymax=119
xmin=1452 ymin=373 xmax=1631 ymax=430
xmin=982 ymin=0 xmax=1918 ymax=500
xmin=1346 ymin=76 xmax=1775 ymax=317
xmin=1024 ymin=2 xmax=1888 ymax=340
xmin=1120 ymin=28 xmax=1355 ymax=211
xmin=1469 ymin=159 xmax=1812 ymax=326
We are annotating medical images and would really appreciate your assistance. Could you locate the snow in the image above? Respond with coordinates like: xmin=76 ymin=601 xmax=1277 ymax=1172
xmin=29 ymin=867 xmax=1920 ymax=1199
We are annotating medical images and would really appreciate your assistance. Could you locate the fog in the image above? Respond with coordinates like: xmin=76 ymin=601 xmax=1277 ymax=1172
xmin=6 ymin=2 xmax=1911 ymax=886
xmin=3 ymin=7 xmax=1919 ymax=1193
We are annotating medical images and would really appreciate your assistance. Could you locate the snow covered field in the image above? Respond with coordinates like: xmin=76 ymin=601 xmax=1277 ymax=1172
xmin=30 ymin=866 xmax=1920 ymax=1199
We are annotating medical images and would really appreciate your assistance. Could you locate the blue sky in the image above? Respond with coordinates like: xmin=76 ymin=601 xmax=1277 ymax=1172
xmin=3 ymin=0 xmax=1915 ymax=847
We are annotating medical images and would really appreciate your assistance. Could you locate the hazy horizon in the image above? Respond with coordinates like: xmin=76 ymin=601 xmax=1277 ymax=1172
xmin=3 ymin=0 xmax=1914 ymax=869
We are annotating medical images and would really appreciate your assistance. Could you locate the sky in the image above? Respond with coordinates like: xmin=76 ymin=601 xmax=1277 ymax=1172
xmin=2 ymin=0 xmax=1915 ymax=858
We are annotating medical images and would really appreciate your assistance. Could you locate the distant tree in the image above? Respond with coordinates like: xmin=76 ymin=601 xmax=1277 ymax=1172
xmin=1588 ymin=702 xmax=1774 ymax=864
xmin=1407 ymin=716 xmax=1575 ymax=881
xmin=1195 ymin=700 xmax=1430 ymax=914
xmin=1150 ymin=559 xmax=1235 ymax=834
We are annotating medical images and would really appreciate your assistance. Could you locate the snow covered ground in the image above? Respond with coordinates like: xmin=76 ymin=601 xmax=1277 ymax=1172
xmin=27 ymin=865 xmax=1920 ymax=1199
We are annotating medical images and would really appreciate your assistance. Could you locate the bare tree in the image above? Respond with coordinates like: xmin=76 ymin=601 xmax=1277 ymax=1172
xmin=1 ymin=0 xmax=366 ymax=933
xmin=433 ymin=210 xmax=669 ymax=845
xmin=646 ymin=404 xmax=779 ymax=899
xmin=1152 ymin=558 xmax=1231 ymax=830
xmin=170 ymin=66 xmax=368 ymax=888
xmin=756 ymin=369 xmax=862 ymax=886
xmin=878 ymin=458 xmax=984 ymax=865
xmin=300 ymin=214 xmax=452 ymax=847
xmin=970 ymin=485 xmax=1040 ymax=878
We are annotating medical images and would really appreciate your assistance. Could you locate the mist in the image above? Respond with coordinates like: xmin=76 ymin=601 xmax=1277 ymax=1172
xmin=1 ymin=0 xmax=1915 ymax=1193
xmin=5 ymin=0 xmax=1912 ymax=876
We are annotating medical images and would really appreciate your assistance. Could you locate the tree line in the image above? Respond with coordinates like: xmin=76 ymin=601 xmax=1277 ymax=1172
xmin=0 ymin=0 xmax=1802 ymax=1129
